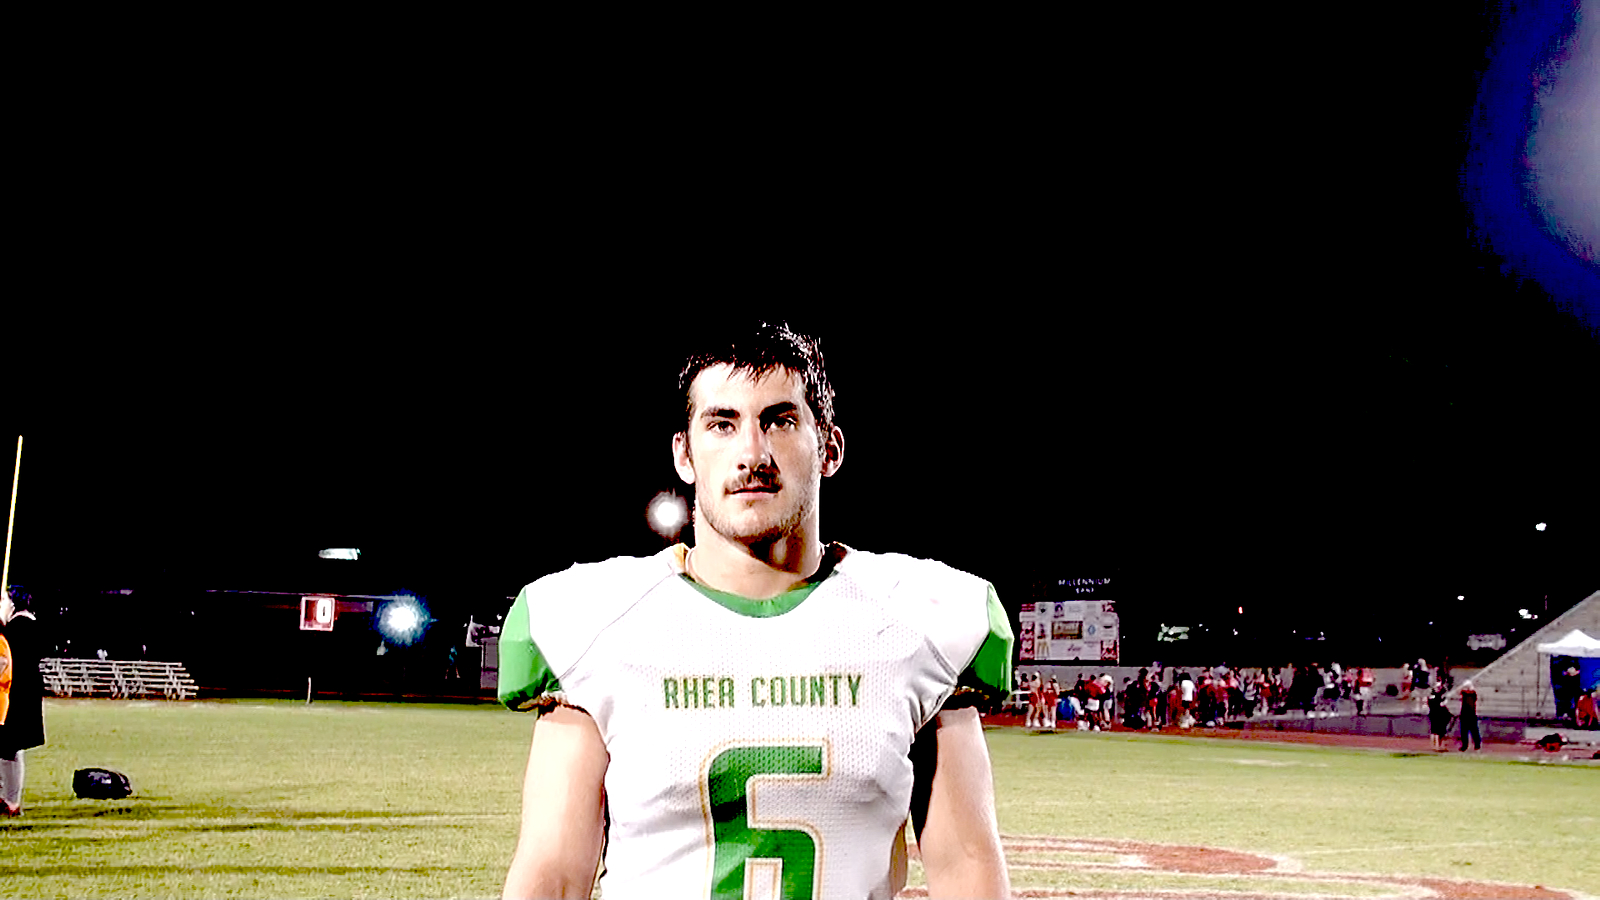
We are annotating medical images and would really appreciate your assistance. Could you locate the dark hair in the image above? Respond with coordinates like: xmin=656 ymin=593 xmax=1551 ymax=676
xmin=677 ymin=321 xmax=837 ymax=455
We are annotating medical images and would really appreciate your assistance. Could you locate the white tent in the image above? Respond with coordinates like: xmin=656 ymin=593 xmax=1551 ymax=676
xmin=1535 ymin=629 xmax=1600 ymax=717
xmin=1535 ymin=629 xmax=1600 ymax=658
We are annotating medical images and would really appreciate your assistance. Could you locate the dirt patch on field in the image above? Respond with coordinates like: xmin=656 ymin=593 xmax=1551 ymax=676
xmin=898 ymin=834 xmax=1585 ymax=899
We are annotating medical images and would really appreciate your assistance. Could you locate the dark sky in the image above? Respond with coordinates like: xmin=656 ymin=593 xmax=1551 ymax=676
xmin=6 ymin=301 xmax=1594 ymax=642
xmin=5 ymin=4 xmax=1597 ymax=661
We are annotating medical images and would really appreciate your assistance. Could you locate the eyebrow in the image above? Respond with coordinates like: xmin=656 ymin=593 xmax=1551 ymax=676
xmin=698 ymin=401 xmax=800 ymax=421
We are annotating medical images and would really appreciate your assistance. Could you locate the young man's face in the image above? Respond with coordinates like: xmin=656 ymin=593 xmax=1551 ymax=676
xmin=673 ymin=364 xmax=842 ymax=546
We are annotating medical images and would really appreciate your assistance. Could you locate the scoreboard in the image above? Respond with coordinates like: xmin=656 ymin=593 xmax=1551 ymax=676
xmin=300 ymin=595 xmax=336 ymax=631
xmin=1018 ymin=577 xmax=1118 ymax=663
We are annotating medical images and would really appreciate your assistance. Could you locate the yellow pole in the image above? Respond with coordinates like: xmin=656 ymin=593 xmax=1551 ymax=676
xmin=2 ymin=436 xmax=20 ymax=599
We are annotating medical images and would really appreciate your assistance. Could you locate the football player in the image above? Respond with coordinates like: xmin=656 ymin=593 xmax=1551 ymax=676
xmin=498 ymin=322 xmax=1014 ymax=899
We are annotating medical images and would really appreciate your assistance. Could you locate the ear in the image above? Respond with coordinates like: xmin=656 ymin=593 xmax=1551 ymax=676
xmin=821 ymin=425 xmax=844 ymax=477
xmin=672 ymin=432 xmax=696 ymax=484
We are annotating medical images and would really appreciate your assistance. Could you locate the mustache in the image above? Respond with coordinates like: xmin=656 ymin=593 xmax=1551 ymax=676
xmin=726 ymin=474 xmax=781 ymax=493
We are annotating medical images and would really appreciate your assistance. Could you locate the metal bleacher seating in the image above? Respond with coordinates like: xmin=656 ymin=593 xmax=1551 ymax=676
xmin=40 ymin=658 xmax=199 ymax=701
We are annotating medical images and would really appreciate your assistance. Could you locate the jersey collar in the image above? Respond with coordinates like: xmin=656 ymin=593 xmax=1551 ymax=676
xmin=668 ymin=542 xmax=849 ymax=618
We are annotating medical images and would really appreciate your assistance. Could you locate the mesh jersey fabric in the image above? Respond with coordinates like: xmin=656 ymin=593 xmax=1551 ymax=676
xmin=499 ymin=543 xmax=1012 ymax=900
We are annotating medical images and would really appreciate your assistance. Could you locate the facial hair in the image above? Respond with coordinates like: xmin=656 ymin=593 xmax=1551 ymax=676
xmin=699 ymin=472 xmax=817 ymax=545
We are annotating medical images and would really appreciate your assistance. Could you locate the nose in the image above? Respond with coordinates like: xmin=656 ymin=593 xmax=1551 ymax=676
xmin=736 ymin=420 xmax=774 ymax=471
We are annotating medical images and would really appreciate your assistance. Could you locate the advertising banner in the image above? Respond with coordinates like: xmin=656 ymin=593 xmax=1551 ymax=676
xmin=1019 ymin=597 xmax=1118 ymax=663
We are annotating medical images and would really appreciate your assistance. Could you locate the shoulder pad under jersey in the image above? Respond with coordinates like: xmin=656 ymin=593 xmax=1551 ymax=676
xmin=497 ymin=548 xmax=678 ymax=711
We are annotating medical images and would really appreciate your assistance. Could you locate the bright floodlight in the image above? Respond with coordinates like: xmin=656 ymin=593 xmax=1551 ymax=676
xmin=1535 ymin=522 xmax=1547 ymax=532
xmin=377 ymin=594 xmax=431 ymax=645
xmin=647 ymin=492 xmax=689 ymax=539
xmin=386 ymin=605 xmax=420 ymax=633
xmin=319 ymin=548 xmax=361 ymax=560
xmin=1457 ymin=595 xmax=1465 ymax=601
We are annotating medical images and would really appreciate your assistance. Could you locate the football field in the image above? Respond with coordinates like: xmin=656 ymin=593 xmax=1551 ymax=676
xmin=2 ymin=700 xmax=1594 ymax=899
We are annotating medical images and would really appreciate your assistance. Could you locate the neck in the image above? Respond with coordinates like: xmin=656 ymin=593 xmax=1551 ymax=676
xmin=687 ymin=518 xmax=824 ymax=600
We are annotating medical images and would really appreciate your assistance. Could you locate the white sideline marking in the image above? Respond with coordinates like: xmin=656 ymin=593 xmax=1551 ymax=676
xmin=1207 ymin=756 xmax=1331 ymax=767
xmin=43 ymin=813 xmax=515 ymax=827
xmin=1294 ymin=836 xmax=1594 ymax=855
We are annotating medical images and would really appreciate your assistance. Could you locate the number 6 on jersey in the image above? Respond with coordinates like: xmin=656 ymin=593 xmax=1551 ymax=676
xmin=704 ymin=743 xmax=827 ymax=900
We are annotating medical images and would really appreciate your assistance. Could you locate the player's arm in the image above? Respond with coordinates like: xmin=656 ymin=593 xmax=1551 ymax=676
xmin=503 ymin=705 xmax=609 ymax=900
xmin=498 ymin=583 xmax=607 ymax=897
xmin=912 ymin=580 xmax=1013 ymax=897
xmin=916 ymin=706 xmax=1010 ymax=898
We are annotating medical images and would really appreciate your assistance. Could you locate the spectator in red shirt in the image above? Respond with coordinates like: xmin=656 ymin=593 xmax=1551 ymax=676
xmin=1025 ymin=674 xmax=1044 ymax=729
xmin=1574 ymin=688 xmax=1597 ymax=729
xmin=1084 ymin=676 xmax=1104 ymax=731
xmin=1355 ymin=666 xmax=1375 ymax=716
xmin=1042 ymin=677 xmax=1060 ymax=730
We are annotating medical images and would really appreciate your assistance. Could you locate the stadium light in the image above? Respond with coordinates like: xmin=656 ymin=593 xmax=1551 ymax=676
xmin=647 ymin=491 xmax=689 ymax=540
xmin=377 ymin=593 xmax=433 ymax=645
xmin=1535 ymin=522 xmax=1547 ymax=531
xmin=319 ymin=548 xmax=361 ymax=560
xmin=387 ymin=605 xmax=420 ymax=633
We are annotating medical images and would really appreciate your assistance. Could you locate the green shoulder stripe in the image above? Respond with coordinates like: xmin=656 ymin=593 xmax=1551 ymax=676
xmin=497 ymin=587 xmax=563 ymax=712
xmin=958 ymin=584 xmax=1014 ymax=700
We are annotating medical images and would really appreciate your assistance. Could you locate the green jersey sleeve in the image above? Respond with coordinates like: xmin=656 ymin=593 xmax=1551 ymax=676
xmin=497 ymin=586 xmax=564 ymax=712
xmin=955 ymin=583 xmax=1013 ymax=703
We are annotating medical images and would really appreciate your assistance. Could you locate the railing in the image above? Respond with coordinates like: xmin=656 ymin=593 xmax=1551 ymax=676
xmin=40 ymin=659 xmax=199 ymax=700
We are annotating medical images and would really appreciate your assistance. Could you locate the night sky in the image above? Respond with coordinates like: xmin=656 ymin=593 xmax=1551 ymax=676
xmin=5 ymin=4 xmax=1597 ymax=671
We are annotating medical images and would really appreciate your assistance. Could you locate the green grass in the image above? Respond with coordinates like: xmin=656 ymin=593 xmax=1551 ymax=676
xmin=974 ymin=728 xmax=1599 ymax=896
xmin=8 ymin=699 xmax=529 ymax=899
xmin=3 ymin=700 xmax=1596 ymax=898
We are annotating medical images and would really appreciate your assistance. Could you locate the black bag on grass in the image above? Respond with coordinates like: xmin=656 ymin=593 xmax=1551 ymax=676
xmin=74 ymin=767 xmax=132 ymax=799
xmin=1534 ymin=732 xmax=1566 ymax=750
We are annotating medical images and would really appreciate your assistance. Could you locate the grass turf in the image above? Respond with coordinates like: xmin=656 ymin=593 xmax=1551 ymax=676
xmin=3 ymin=700 xmax=1595 ymax=898
xmin=8 ymin=699 xmax=528 ymax=899
xmin=971 ymin=727 xmax=1598 ymax=895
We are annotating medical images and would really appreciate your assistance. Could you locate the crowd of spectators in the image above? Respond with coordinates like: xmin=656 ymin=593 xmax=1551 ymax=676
xmin=1551 ymin=661 xmax=1600 ymax=728
xmin=1012 ymin=657 xmax=1598 ymax=741
xmin=1012 ymin=660 xmax=1445 ymax=731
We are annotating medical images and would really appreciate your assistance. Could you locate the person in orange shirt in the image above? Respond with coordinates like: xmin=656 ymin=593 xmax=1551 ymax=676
xmin=0 ymin=590 xmax=46 ymax=817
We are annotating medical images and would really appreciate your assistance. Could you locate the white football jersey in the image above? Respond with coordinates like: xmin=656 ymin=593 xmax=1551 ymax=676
xmin=499 ymin=543 xmax=1012 ymax=900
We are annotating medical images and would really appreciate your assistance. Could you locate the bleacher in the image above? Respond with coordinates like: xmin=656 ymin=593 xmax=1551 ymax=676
xmin=40 ymin=658 xmax=199 ymax=701
xmin=1447 ymin=589 xmax=1600 ymax=719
